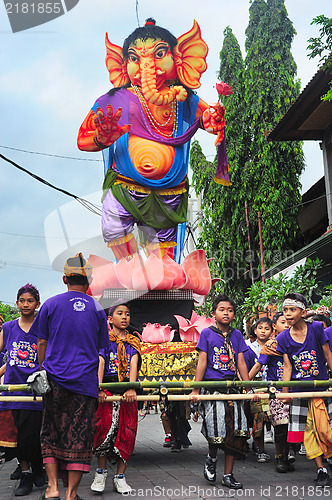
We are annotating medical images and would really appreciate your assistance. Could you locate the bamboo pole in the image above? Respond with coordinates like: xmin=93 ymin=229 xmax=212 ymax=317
xmin=1 ymin=391 xmax=332 ymax=403
xmin=2 ymin=379 xmax=332 ymax=393
xmin=1 ymin=379 xmax=332 ymax=393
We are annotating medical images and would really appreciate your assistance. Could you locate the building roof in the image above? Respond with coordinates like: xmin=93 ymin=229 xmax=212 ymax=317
xmin=268 ymin=61 xmax=332 ymax=141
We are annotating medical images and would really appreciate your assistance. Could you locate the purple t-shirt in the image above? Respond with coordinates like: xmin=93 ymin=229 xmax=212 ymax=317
xmin=276 ymin=321 xmax=329 ymax=392
xmin=30 ymin=291 xmax=109 ymax=398
xmin=244 ymin=345 xmax=257 ymax=372
xmin=1 ymin=319 xmax=42 ymax=410
xmin=326 ymin=326 xmax=332 ymax=351
xmin=100 ymin=341 xmax=138 ymax=381
xmin=196 ymin=327 xmax=248 ymax=380
xmin=257 ymin=353 xmax=284 ymax=381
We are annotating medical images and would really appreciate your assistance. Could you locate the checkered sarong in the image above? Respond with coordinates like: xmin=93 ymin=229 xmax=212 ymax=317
xmin=289 ymin=395 xmax=332 ymax=438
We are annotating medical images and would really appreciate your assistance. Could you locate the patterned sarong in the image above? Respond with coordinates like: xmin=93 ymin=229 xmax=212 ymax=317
xmin=269 ymin=396 xmax=289 ymax=427
xmin=93 ymin=390 xmax=138 ymax=464
xmin=199 ymin=388 xmax=249 ymax=457
xmin=41 ymin=380 xmax=97 ymax=471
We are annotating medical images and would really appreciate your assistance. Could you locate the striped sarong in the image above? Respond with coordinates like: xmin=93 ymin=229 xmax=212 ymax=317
xmin=199 ymin=388 xmax=249 ymax=457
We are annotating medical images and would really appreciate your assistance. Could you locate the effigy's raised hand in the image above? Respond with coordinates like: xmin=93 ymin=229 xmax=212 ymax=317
xmin=202 ymin=102 xmax=225 ymax=146
xmin=93 ymin=105 xmax=131 ymax=149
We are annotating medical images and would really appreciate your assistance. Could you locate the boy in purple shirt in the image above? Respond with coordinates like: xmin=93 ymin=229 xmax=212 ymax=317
xmin=31 ymin=253 xmax=109 ymax=500
xmin=190 ymin=295 xmax=249 ymax=490
xmin=0 ymin=284 xmax=45 ymax=496
xmin=277 ymin=292 xmax=332 ymax=488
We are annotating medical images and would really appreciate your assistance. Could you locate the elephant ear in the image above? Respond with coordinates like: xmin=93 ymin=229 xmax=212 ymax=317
xmin=105 ymin=33 xmax=130 ymax=88
xmin=173 ymin=20 xmax=208 ymax=89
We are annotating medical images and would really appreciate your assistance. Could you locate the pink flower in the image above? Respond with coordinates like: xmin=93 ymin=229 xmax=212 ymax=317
xmin=215 ymin=81 xmax=233 ymax=96
xmin=174 ymin=311 xmax=215 ymax=343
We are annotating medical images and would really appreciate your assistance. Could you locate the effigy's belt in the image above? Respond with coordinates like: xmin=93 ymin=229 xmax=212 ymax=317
xmin=114 ymin=173 xmax=188 ymax=195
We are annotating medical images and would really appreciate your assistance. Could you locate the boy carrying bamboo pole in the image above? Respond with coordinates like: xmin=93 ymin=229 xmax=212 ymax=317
xmin=277 ymin=292 xmax=332 ymax=487
xmin=190 ymin=295 xmax=250 ymax=490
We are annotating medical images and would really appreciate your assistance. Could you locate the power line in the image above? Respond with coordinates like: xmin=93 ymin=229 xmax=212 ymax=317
xmin=0 ymin=231 xmax=100 ymax=240
xmin=0 ymin=260 xmax=60 ymax=272
xmin=0 ymin=153 xmax=102 ymax=216
xmin=0 ymin=145 xmax=102 ymax=162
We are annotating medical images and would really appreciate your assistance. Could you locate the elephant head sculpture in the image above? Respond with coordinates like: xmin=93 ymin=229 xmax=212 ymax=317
xmin=104 ymin=18 xmax=208 ymax=106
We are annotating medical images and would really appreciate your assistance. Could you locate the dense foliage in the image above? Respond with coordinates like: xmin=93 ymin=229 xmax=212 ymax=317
xmin=241 ymin=258 xmax=327 ymax=320
xmin=0 ymin=302 xmax=19 ymax=322
xmin=307 ymin=15 xmax=332 ymax=101
xmin=191 ymin=0 xmax=305 ymax=311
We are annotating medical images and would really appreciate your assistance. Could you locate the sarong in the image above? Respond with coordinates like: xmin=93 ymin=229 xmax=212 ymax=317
xmin=269 ymin=396 xmax=289 ymax=427
xmin=41 ymin=380 xmax=97 ymax=472
xmin=288 ymin=395 xmax=332 ymax=444
xmin=93 ymin=390 xmax=138 ymax=464
xmin=250 ymin=389 xmax=271 ymax=438
xmin=0 ymin=410 xmax=17 ymax=448
xmin=304 ymin=398 xmax=332 ymax=460
xmin=200 ymin=388 xmax=249 ymax=457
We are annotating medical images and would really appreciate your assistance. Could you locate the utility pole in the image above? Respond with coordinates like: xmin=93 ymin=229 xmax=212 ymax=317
xmin=244 ymin=202 xmax=254 ymax=285
xmin=258 ymin=211 xmax=265 ymax=283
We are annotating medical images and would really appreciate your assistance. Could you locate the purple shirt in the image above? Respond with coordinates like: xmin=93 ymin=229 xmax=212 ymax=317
xmin=326 ymin=326 xmax=332 ymax=351
xmin=30 ymin=291 xmax=109 ymax=398
xmin=244 ymin=345 xmax=257 ymax=371
xmin=1 ymin=319 xmax=42 ymax=410
xmin=257 ymin=353 xmax=284 ymax=381
xmin=276 ymin=321 xmax=329 ymax=391
xmin=100 ymin=341 xmax=138 ymax=381
xmin=196 ymin=327 xmax=248 ymax=380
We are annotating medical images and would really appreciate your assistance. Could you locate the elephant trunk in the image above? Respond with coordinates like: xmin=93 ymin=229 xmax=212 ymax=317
xmin=141 ymin=61 xmax=187 ymax=106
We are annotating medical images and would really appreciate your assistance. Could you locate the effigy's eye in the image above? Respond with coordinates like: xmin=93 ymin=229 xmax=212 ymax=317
xmin=155 ymin=49 xmax=167 ymax=59
xmin=129 ymin=54 xmax=139 ymax=63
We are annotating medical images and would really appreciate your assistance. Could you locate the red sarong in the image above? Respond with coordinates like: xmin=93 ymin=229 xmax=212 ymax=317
xmin=93 ymin=391 xmax=138 ymax=464
xmin=0 ymin=410 xmax=17 ymax=447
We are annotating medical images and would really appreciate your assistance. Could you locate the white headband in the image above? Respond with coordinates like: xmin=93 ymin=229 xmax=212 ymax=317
xmin=283 ymin=298 xmax=306 ymax=310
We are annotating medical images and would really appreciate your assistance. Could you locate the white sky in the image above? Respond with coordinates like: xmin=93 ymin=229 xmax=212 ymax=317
xmin=0 ymin=0 xmax=330 ymax=305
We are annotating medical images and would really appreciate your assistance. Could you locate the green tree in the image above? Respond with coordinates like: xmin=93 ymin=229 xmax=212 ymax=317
xmin=307 ymin=15 xmax=332 ymax=101
xmin=191 ymin=26 xmax=250 ymax=306
xmin=191 ymin=0 xmax=305 ymax=313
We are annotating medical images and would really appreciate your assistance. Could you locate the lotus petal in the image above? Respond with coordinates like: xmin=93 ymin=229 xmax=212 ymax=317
xmin=174 ymin=314 xmax=191 ymax=329
xmin=87 ymin=254 xmax=123 ymax=295
xmin=140 ymin=322 xmax=174 ymax=343
xmin=115 ymin=257 xmax=136 ymax=289
xmin=179 ymin=326 xmax=200 ymax=342
xmin=162 ymin=254 xmax=187 ymax=289
xmin=148 ymin=254 xmax=173 ymax=290
xmin=182 ymin=249 xmax=212 ymax=295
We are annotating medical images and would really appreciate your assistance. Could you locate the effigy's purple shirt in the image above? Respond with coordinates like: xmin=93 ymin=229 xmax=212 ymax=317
xmin=92 ymin=88 xmax=230 ymax=186
xmin=30 ymin=291 xmax=109 ymax=398
xmin=276 ymin=321 xmax=329 ymax=391
xmin=1 ymin=319 xmax=42 ymax=410
xmin=196 ymin=327 xmax=248 ymax=380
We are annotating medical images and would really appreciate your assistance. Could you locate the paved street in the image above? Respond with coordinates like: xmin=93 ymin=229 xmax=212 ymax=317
xmin=0 ymin=412 xmax=330 ymax=500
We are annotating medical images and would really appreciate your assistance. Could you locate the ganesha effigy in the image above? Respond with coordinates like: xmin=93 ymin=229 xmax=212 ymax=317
xmin=78 ymin=18 xmax=229 ymax=261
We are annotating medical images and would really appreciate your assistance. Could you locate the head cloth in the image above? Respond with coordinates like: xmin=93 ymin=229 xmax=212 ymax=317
xmin=283 ymin=298 xmax=306 ymax=310
xmin=64 ymin=252 xmax=92 ymax=278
